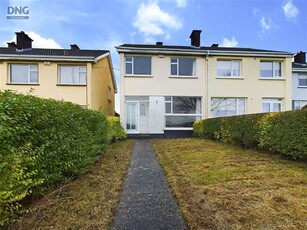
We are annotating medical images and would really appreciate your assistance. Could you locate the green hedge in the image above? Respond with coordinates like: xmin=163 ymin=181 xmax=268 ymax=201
xmin=193 ymin=110 xmax=307 ymax=159
xmin=107 ymin=116 xmax=127 ymax=142
xmin=0 ymin=91 xmax=110 ymax=226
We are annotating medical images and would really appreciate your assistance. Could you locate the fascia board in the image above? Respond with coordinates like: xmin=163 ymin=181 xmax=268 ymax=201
xmin=0 ymin=54 xmax=95 ymax=62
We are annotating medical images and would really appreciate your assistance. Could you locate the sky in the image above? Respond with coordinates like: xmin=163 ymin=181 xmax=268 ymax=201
xmin=1 ymin=0 xmax=306 ymax=112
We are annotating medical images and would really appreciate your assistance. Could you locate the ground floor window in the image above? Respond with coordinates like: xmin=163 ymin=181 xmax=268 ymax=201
xmin=262 ymin=98 xmax=282 ymax=112
xmin=292 ymin=100 xmax=307 ymax=110
xmin=165 ymin=97 xmax=201 ymax=128
xmin=211 ymin=98 xmax=245 ymax=117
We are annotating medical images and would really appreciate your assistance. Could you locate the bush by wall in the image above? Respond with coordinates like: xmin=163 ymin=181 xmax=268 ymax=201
xmin=193 ymin=110 xmax=307 ymax=160
xmin=107 ymin=116 xmax=127 ymax=142
xmin=0 ymin=91 xmax=109 ymax=226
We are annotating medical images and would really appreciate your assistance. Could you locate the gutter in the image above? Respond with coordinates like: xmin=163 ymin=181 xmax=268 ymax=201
xmin=116 ymin=46 xmax=294 ymax=58
xmin=0 ymin=54 xmax=96 ymax=62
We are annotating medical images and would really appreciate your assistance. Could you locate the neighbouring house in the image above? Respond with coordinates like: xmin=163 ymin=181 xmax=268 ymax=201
xmin=0 ymin=31 xmax=117 ymax=115
xmin=292 ymin=51 xmax=307 ymax=110
xmin=116 ymin=30 xmax=293 ymax=137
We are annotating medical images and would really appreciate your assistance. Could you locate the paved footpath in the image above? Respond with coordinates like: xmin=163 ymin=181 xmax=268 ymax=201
xmin=111 ymin=139 xmax=187 ymax=230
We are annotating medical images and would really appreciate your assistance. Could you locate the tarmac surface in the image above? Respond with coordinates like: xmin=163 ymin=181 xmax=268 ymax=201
xmin=111 ymin=139 xmax=187 ymax=230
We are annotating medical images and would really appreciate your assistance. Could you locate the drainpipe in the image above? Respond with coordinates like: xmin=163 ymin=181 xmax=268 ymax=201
xmin=206 ymin=50 xmax=210 ymax=119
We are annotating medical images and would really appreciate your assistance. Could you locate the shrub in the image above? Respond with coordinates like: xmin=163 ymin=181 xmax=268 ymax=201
xmin=0 ymin=91 xmax=109 ymax=226
xmin=107 ymin=116 xmax=127 ymax=142
xmin=193 ymin=110 xmax=307 ymax=160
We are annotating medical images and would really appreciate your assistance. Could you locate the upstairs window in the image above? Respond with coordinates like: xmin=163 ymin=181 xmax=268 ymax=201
xmin=171 ymin=58 xmax=196 ymax=76
xmin=9 ymin=64 xmax=38 ymax=84
xmin=260 ymin=61 xmax=282 ymax=78
xmin=59 ymin=66 xmax=86 ymax=84
xmin=125 ymin=56 xmax=151 ymax=75
xmin=298 ymin=74 xmax=307 ymax=87
xmin=217 ymin=60 xmax=241 ymax=77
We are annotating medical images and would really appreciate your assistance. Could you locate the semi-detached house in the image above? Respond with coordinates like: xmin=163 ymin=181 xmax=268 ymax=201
xmin=0 ymin=31 xmax=117 ymax=115
xmin=116 ymin=30 xmax=293 ymax=137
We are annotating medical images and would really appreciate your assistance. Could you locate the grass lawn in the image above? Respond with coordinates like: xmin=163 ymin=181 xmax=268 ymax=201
xmin=11 ymin=140 xmax=135 ymax=229
xmin=152 ymin=138 xmax=307 ymax=230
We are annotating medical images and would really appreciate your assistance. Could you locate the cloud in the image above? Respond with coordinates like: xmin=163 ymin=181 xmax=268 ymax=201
xmin=221 ymin=37 xmax=238 ymax=47
xmin=132 ymin=2 xmax=182 ymax=43
xmin=176 ymin=0 xmax=187 ymax=8
xmin=282 ymin=0 xmax=299 ymax=20
xmin=259 ymin=16 xmax=277 ymax=35
xmin=6 ymin=31 xmax=62 ymax=48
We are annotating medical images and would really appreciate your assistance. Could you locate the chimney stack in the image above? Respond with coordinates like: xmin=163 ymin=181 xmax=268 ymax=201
xmin=16 ymin=31 xmax=33 ymax=50
xmin=294 ymin=51 xmax=306 ymax=64
xmin=70 ymin=44 xmax=80 ymax=50
xmin=7 ymin=42 xmax=17 ymax=48
xmin=189 ymin=30 xmax=202 ymax=48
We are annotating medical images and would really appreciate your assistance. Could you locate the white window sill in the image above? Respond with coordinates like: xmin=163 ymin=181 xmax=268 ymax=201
xmin=259 ymin=77 xmax=286 ymax=80
xmin=169 ymin=76 xmax=198 ymax=79
xmin=216 ymin=76 xmax=244 ymax=80
xmin=6 ymin=83 xmax=39 ymax=85
xmin=124 ymin=75 xmax=153 ymax=78
xmin=298 ymin=86 xmax=307 ymax=88
xmin=57 ymin=84 xmax=87 ymax=86
xmin=164 ymin=127 xmax=193 ymax=130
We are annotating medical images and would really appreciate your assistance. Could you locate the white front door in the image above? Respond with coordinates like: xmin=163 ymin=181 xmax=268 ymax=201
xmin=126 ymin=102 xmax=138 ymax=133
xmin=139 ymin=102 xmax=149 ymax=133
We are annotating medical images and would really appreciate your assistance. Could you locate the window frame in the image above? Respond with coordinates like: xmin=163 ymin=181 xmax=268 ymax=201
xmin=260 ymin=61 xmax=283 ymax=79
xmin=298 ymin=74 xmax=307 ymax=87
xmin=58 ymin=65 xmax=87 ymax=85
xmin=164 ymin=96 xmax=202 ymax=129
xmin=262 ymin=98 xmax=282 ymax=112
xmin=216 ymin=60 xmax=241 ymax=78
xmin=211 ymin=98 xmax=246 ymax=118
xmin=125 ymin=56 xmax=152 ymax=76
xmin=170 ymin=57 xmax=196 ymax=77
xmin=9 ymin=64 xmax=39 ymax=84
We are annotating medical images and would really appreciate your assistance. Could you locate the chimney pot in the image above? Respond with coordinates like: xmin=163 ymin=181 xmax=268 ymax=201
xmin=70 ymin=44 xmax=80 ymax=50
xmin=156 ymin=41 xmax=163 ymax=46
xmin=189 ymin=30 xmax=202 ymax=48
xmin=15 ymin=31 xmax=33 ymax=50
xmin=294 ymin=51 xmax=306 ymax=64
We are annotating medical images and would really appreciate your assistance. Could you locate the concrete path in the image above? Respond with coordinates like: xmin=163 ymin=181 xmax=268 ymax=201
xmin=111 ymin=139 xmax=187 ymax=230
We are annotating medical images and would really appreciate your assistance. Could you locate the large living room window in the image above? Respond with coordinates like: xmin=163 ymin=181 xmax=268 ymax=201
xmin=165 ymin=96 xmax=201 ymax=128
xmin=260 ymin=61 xmax=282 ymax=78
xmin=171 ymin=58 xmax=196 ymax=76
xmin=58 ymin=66 xmax=87 ymax=84
xmin=211 ymin=98 xmax=245 ymax=117
xmin=9 ymin=64 xmax=38 ymax=84
xmin=217 ymin=60 xmax=241 ymax=77
xmin=125 ymin=56 xmax=151 ymax=75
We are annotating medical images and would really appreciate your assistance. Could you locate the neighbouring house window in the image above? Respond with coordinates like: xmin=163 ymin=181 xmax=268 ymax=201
xmin=262 ymin=98 xmax=282 ymax=112
xmin=293 ymin=100 xmax=307 ymax=110
xmin=260 ymin=61 xmax=282 ymax=78
xmin=165 ymin=97 xmax=201 ymax=128
xmin=217 ymin=60 xmax=240 ymax=77
xmin=298 ymin=74 xmax=307 ymax=87
xmin=171 ymin=58 xmax=196 ymax=76
xmin=9 ymin=64 xmax=38 ymax=83
xmin=211 ymin=98 xmax=245 ymax=117
xmin=125 ymin=56 xmax=151 ymax=75
xmin=59 ymin=66 xmax=87 ymax=84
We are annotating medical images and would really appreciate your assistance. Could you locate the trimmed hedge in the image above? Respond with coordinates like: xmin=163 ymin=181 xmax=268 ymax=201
xmin=0 ymin=91 xmax=110 ymax=226
xmin=107 ymin=116 xmax=127 ymax=142
xmin=193 ymin=110 xmax=307 ymax=159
